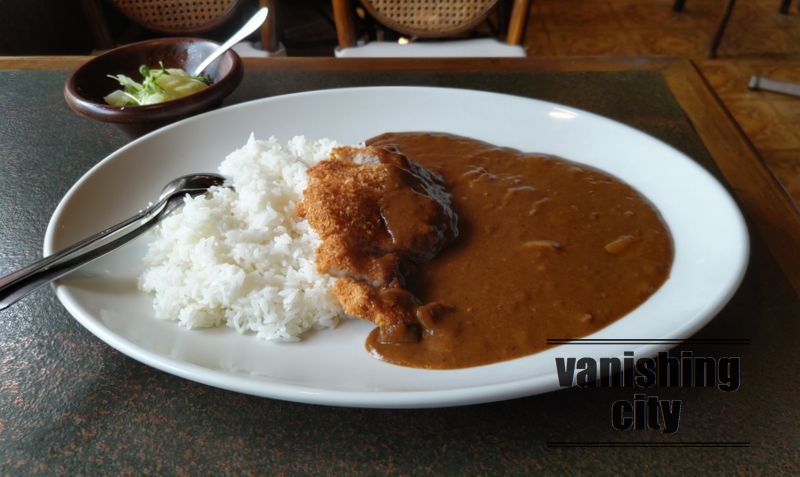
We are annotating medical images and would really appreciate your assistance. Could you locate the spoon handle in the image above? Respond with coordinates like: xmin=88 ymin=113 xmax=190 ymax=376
xmin=0 ymin=198 xmax=171 ymax=311
xmin=193 ymin=6 xmax=269 ymax=76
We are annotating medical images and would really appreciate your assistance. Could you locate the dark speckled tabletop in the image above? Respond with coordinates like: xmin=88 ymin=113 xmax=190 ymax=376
xmin=1 ymin=57 xmax=798 ymax=475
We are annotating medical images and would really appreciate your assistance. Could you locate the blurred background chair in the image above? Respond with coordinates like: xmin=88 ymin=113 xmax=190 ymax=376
xmin=673 ymin=0 xmax=797 ymax=58
xmin=80 ymin=0 xmax=283 ymax=56
xmin=778 ymin=0 xmax=797 ymax=13
xmin=331 ymin=0 xmax=531 ymax=57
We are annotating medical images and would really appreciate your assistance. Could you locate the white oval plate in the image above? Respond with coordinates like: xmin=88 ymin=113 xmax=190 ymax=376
xmin=45 ymin=87 xmax=749 ymax=408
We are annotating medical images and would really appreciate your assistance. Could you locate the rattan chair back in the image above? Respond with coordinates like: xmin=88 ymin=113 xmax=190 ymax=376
xmin=360 ymin=0 xmax=500 ymax=38
xmin=108 ymin=0 xmax=246 ymax=34
xmin=332 ymin=0 xmax=530 ymax=49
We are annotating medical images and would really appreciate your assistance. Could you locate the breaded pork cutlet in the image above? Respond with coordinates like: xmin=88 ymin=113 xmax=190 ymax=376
xmin=298 ymin=145 xmax=458 ymax=343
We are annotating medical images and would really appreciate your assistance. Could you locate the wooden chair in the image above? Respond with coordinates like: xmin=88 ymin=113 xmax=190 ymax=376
xmin=331 ymin=0 xmax=531 ymax=57
xmin=673 ymin=0 xmax=797 ymax=58
xmin=80 ymin=0 xmax=281 ymax=54
xmin=779 ymin=0 xmax=797 ymax=14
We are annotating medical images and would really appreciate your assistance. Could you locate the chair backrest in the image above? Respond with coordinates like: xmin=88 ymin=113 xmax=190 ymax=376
xmin=332 ymin=0 xmax=530 ymax=49
xmin=81 ymin=0 xmax=280 ymax=53
xmin=108 ymin=0 xmax=245 ymax=34
xmin=361 ymin=0 xmax=498 ymax=38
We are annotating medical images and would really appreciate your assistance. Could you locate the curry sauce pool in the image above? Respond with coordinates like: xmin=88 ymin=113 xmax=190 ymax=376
xmin=142 ymin=133 xmax=673 ymax=370
xmin=362 ymin=132 xmax=674 ymax=369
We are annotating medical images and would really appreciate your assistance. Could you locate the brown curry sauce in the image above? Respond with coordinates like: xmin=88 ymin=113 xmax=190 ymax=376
xmin=306 ymin=132 xmax=673 ymax=369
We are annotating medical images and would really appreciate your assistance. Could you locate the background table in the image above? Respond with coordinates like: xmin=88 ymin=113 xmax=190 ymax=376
xmin=1 ymin=57 xmax=799 ymax=475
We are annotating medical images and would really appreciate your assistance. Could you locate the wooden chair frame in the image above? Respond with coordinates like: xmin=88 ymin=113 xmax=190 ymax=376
xmin=673 ymin=0 xmax=797 ymax=58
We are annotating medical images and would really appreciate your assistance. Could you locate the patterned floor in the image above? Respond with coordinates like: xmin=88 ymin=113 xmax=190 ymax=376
xmin=523 ymin=0 xmax=800 ymax=206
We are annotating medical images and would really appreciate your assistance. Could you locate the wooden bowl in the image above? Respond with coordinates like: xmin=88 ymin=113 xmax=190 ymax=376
xmin=64 ymin=37 xmax=243 ymax=138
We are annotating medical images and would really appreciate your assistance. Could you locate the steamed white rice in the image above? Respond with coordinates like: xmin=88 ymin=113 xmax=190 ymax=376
xmin=139 ymin=135 xmax=345 ymax=341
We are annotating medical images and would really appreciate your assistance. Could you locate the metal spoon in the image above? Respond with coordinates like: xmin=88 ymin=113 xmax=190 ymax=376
xmin=193 ymin=6 xmax=269 ymax=76
xmin=0 ymin=173 xmax=227 ymax=311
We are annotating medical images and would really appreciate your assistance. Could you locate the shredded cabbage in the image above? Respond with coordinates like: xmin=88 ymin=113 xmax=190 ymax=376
xmin=104 ymin=62 xmax=210 ymax=107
